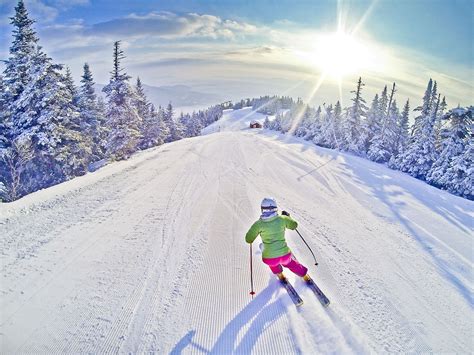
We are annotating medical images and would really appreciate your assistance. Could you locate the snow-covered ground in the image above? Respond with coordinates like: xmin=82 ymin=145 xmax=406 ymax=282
xmin=1 ymin=107 xmax=472 ymax=353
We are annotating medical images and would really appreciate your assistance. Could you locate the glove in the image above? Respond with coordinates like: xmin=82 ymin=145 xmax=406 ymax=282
xmin=281 ymin=210 xmax=290 ymax=216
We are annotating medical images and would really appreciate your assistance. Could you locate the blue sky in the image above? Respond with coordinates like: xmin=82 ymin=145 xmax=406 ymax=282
xmin=1 ymin=0 xmax=472 ymax=108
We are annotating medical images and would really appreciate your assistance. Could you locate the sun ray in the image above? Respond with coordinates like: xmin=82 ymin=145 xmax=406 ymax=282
xmin=337 ymin=77 xmax=343 ymax=107
xmin=240 ymin=75 xmax=311 ymax=122
xmin=288 ymin=73 xmax=327 ymax=135
xmin=350 ymin=0 xmax=379 ymax=36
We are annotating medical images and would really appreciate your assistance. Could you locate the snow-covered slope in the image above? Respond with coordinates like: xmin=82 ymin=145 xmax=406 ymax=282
xmin=1 ymin=108 xmax=472 ymax=354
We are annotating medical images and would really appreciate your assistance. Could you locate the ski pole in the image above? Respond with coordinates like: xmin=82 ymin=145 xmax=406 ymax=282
xmin=249 ymin=243 xmax=256 ymax=298
xmin=295 ymin=228 xmax=319 ymax=266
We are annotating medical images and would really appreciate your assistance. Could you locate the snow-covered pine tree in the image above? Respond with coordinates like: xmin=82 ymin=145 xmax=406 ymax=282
xmin=342 ymin=77 xmax=368 ymax=154
xmin=163 ymin=103 xmax=185 ymax=142
xmin=202 ymin=104 xmax=223 ymax=127
xmin=57 ymin=66 xmax=91 ymax=178
xmin=1 ymin=0 xmax=37 ymax=166
xmin=368 ymin=84 xmax=399 ymax=163
xmin=427 ymin=106 xmax=472 ymax=193
xmin=443 ymin=134 xmax=473 ymax=200
xmin=64 ymin=67 xmax=80 ymax=107
xmin=13 ymin=48 xmax=90 ymax=185
xmin=3 ymin=1 xmax=90 ymax=197
xmin=140 ymin=102 xmax=163 ymax=149
xmin=0 ymin=76 xmax=8 ymax=150
xmin=156 ymin=105 xmax=170 ymax=142
xmin=270 ymin=112 xmax=283 ymax=131
xmin=263 ymin=116 xmax=271 ymax=129
xmin=313 ymin=104 xmax=333 ymax=148
xmin=185 ymin=111 xmax=204 ymax=137
xmin=103 ymin=41 xmax=142 ymax=160
xmin=433 ymin=96 xmax=447 ymax=152
xmin=96 ymin=95 xmax=108 ymax=149
xmin=1 ymin=0 xmax=37 ymax=197
xmin=3 ymin=0 xmax=38 ymax=107
xmin=294 ymin=106 xmax=316 ymax=138
xmin=378 ymin=85 xmax=389 ymax=123
xmin=134 ymin=78 xmax=149 ymax=119
xmin=332 ymin=101 xmax=343 ymax=149
xmin=178 ymin=112 xmax=189 ymax=137
xmin=306 ymin=105 xmax=322 ymax=140
xmin=397 ymin=79 xmax=438 ymax=180
xmin=133 ymin=77 xmax=154 ymax=149
xmin=389 ymin=99 xmax=411 ymax=169
xmin=78 ymin=62 xmax=106 ymax=162
xmin=395 ymin=99 xmax=410 ymax=155
xmin=0 ymin=75 xmax=10 ymax=197
xmin=364 ymin=93 xmax=380 ymax=151
xmin=1 ymin=138 xmax=33 ymax=201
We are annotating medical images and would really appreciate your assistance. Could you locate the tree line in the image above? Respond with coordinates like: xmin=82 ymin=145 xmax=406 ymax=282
xmin=257 ymin=79 xmax=472 ymax=200
xmin=0 ymin=1 xmax=223 ymax=202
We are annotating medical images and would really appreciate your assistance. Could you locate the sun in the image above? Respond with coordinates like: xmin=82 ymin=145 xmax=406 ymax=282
xmin=298 ymin=31 xmax=378 ymax=80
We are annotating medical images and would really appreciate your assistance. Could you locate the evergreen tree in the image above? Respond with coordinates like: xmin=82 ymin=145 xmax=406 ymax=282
xmin=295 ymin=106 xmax=316 ymax=139
xmin=313 ymin=104 xmax=334 ymax=148
xmin=2 ymin=1 xmax=89 ymax=197
xmin=14 ymin=48 xmax=90 ymax=184
xmin=78 ymin=62 xmax=105 ymax=161
xmin=185 ymin=112 xmax=204 ymax=137
xmin=306 ymin=105 xmax=322 ymax=140
xmin=103 ymin=41 xmax=142 ymax=160
xmin=1 ymin=0 xmax=38 ymax=164
xmin=332 ymin=101 xmax=343 ymax=149
xmin=342 ymin=77 xmax=368 ymax=154
xmin=0 ymin=76 xmax=8 ymax=150
xmin=365 ymin=93 xmax=381 ymax=151
xmin=134 ymin=78 xmax=149 ymax=125
xmin=378 ymin=85 xmax=389 ymax=123
xmin=368 ymin=99 xmax=400 ymax=163
xmin=64 ymin=66 xmax=79 ymax=107
xmin=443 ymin=137 xmax=473 ymax=200
xmin=157 ymin=105 xmax=170 ymax=142
xmin=133 ymin=77 xmax=154 ymax=149
xmin=263 ymin=116 xmax=271 ymax=129
xmin=396 ymin=99 xmax=410 ymax=155
xmin=434 ymin=96 xmax=447 ymax=151
xmin=368 ymin=84 xmax=399 ymax=163
xmin=148 ymin=104 xmax=166 ymax=146
xmin=397 ymin=79 xmax=437 ymax=179
xmin=3 ymin=0 xmax=39 ymax=105
xmin=271 ymin=112 xmax=283 ymax=131
xmin=427 ymin=106 xmax=472 ymax=192
xmin=163 ymin=103 xmax=185 ymax=142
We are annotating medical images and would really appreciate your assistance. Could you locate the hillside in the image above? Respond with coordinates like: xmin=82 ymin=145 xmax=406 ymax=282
xmin=1 ymin=107 xmax=472 ymax=353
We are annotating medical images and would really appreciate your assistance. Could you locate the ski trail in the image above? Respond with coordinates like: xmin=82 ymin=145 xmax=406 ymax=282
xmin=2 ymin=109 xmax=472 ymax=353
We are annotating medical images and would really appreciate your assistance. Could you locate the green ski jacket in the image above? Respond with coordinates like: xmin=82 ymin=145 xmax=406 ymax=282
xmin=245 ymin=214 xmax=298 ymax=259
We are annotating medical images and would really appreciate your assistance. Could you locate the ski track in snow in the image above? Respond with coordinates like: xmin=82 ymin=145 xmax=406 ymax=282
xmin=1 ymin=107 xmax=473 ymax=354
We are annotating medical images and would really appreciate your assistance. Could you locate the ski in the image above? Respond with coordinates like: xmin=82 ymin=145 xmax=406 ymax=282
xmin=279 ymin=277 xmax=304 ymax=307
xmin=305 ymin=277 xmax=330 ymax=307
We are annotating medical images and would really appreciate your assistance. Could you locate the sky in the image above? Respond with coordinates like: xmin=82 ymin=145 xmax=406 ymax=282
xmin=0 ymin=0 xmax=472 ymax=110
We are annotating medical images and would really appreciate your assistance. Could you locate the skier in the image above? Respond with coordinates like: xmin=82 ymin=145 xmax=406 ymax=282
xmin=245 ymin=197 xmax=311 ymax=282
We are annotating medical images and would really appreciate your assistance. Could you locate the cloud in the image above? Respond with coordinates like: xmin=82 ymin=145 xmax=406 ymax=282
xmin=0 ymin=0 xmax=58 ymax=24
xmin=89 ymin=11 xmax=258 ymax=40
xmin=0 ymin=0 xmax=90 ymax=25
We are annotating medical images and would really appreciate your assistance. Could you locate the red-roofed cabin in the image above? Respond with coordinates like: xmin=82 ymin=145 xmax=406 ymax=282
xmin=250 ymin=121 xmax=262 ymax=128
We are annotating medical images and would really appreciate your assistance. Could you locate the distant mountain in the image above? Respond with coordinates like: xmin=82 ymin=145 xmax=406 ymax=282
xmin=95 ymin=83 xmax=224 ymax=109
